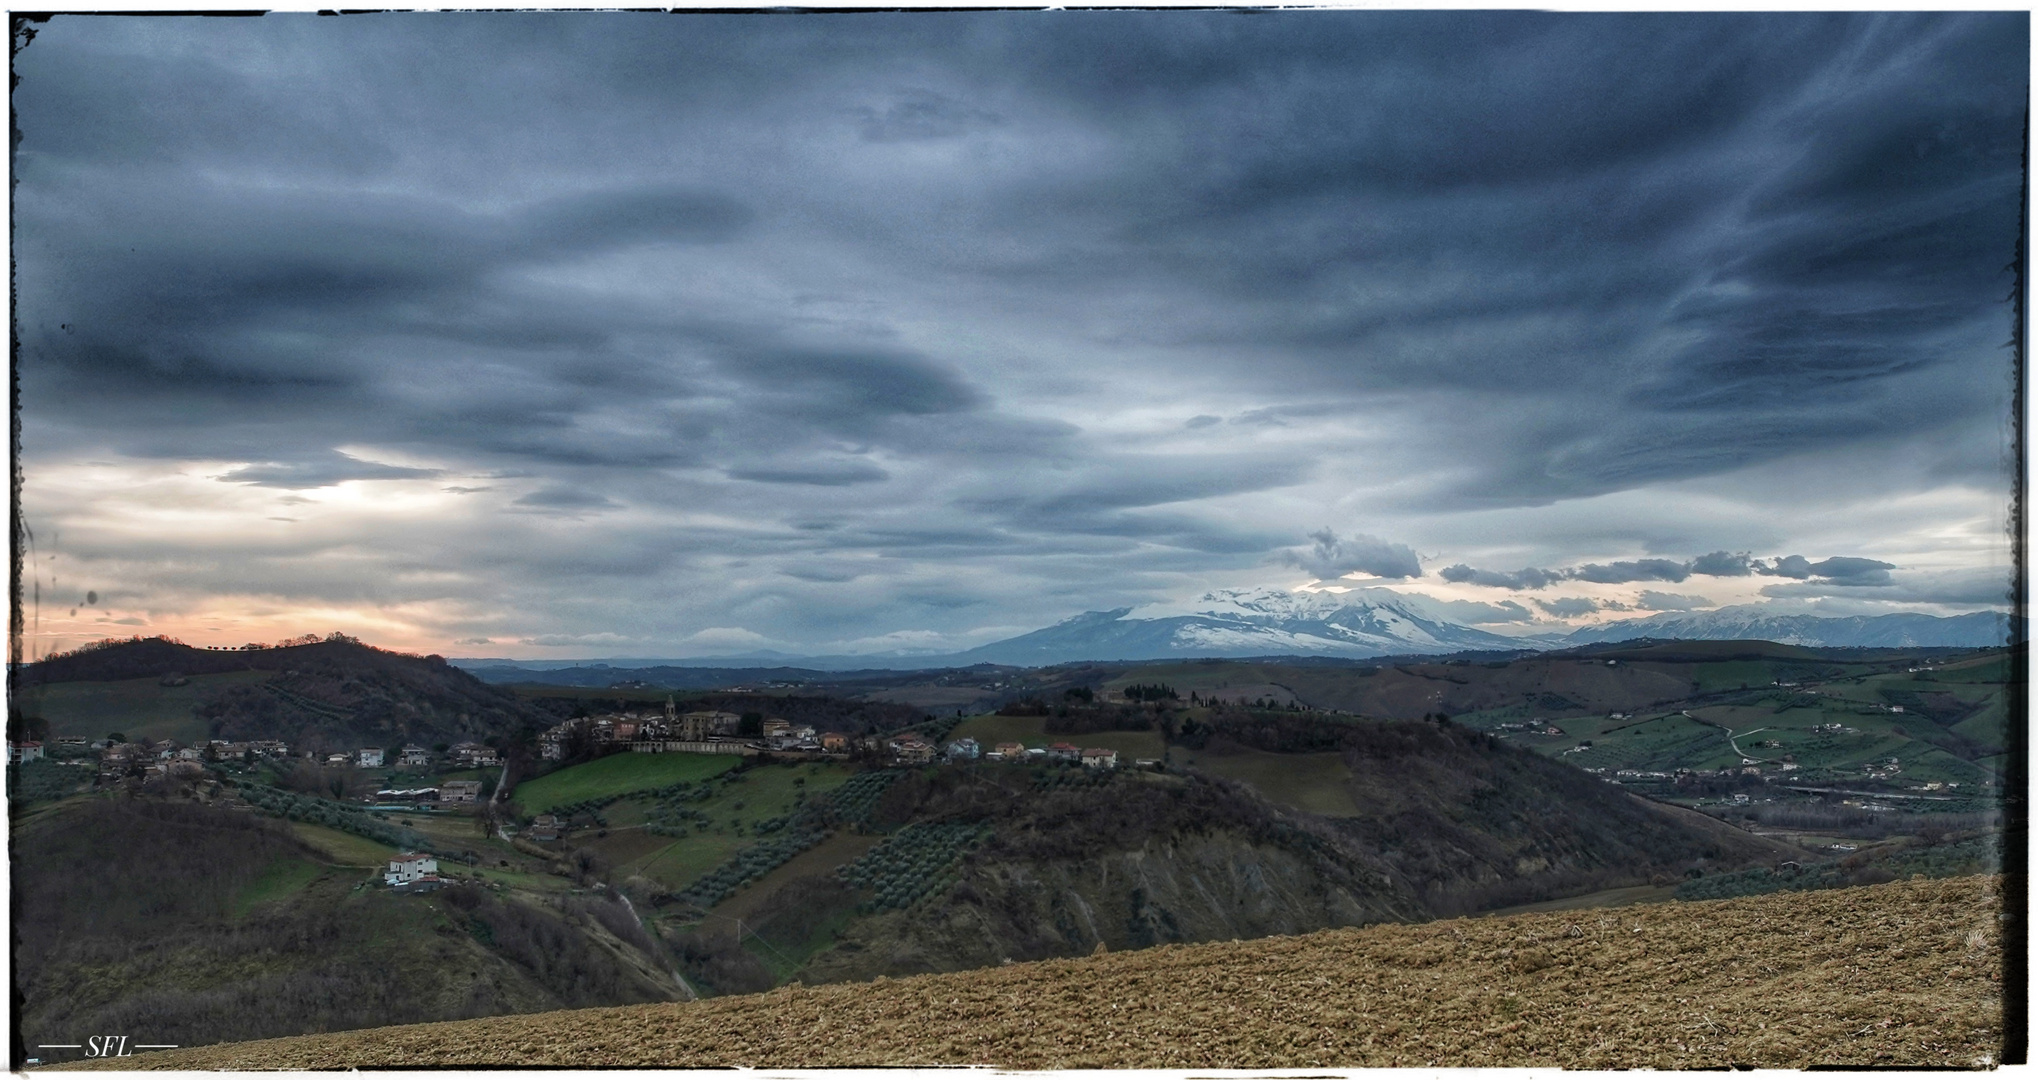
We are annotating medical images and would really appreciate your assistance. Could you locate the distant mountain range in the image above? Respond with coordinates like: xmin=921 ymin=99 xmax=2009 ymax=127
xmin=1559 ymin=605 xmax=2016 ymax=650
xmin=452 ymin=591 xmax=2018 ymax=672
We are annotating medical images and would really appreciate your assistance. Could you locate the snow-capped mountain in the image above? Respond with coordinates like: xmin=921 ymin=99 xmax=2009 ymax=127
xmin=947 ymin=588 xmax=1535 ymax=666
xmin=454 ymin=595 xmax=2016 ymax=673
xmin=942 ymin=591 xmax=2016 ymax=666
xmin=1563 ymin=605 xmax=2017 ymax=649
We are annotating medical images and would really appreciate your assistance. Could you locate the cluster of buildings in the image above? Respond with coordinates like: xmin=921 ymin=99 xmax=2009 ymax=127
xmin=74 ymin=733 xmax=499 ymax=787
xmin=370 ymin=779 xmax=485 ymax=806
xmin=888 ymin=733 xmax=1140 ymax=770
xmin=1494 ymin=720 xmax=1566 ymax=737
xmin=540 ymin=698 xmax=850 ymax=760
xmin=324 ymin=742 xmax=499 ymax=770
xmin=91 ymin=737 xmax=295 ymax=781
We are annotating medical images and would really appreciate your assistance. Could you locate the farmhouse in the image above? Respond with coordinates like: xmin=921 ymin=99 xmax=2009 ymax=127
xmin=992 ymin=742 xmax=1026 ymax=760
xmin=9 ymin=742 xmax=44 ymax=763
xmin=1047 ymin=743 xmax=1080 ymax=762
xmin=1080 ymin=747 xmax=1118 ymax=769
xmin=440 ymin=779 xmax=484 ymax=803
xmin=821 ymin=732 xmax=850 ymax=752
xmin=888 ymin=734 xmax=936 ymax=764
xmin=399 ymin=745 xmax=433 ymax=767
xmin=525 ymin=815 xmax=563 ymax=842
xmin=384 ymin=852 xmax=440 ymax=889
xmin=946 ymin=737 xmax=981 ymax=761
xmin=450 ymin=742 xmax=499 ymax=767
xmin=357 ymin=747 xmax=385 ymax=768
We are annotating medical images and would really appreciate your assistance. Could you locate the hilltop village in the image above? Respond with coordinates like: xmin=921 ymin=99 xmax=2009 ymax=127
xmin=536 ymin=696 xmax=1144 ymax=770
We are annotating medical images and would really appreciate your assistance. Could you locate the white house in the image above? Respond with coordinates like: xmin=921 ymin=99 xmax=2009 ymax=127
xmin=8 ymin=742 xmax=43 ymax=764
xmin=946 ymin=737 xmax=981 ymax=761
xmin=1080 ymin=747 xmax=1118 ymax=769
xmin=385 ymin=852 xmax=439 ymax=887
xmin=357 ymin=747 xmax=385 ymax=768
xmin=451 ymin=742 xmax=499 ymax=767
xmin=399 ymin=744 xmax=432 ymax=767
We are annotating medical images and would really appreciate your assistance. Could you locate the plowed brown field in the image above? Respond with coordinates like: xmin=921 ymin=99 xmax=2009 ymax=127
xmin=70 ymin=875 xmax=2005 ymax=1070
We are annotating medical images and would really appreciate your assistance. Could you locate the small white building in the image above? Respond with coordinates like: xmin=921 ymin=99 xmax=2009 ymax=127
xmin=399 ymin=744 xmax=432 ymax=767
xmin=946 ymin=737 xmax=981 ymax=761
xmin=451 ymin=741 xmax=500 ymax=767
xmin=1080 ymin=747 xmax=1118 ymax=769
xmin=8 ymin=742 xmax=43 ymax=764
xmin=357 ymin=747 xmax=385 ymax=768
xmin=325 ymin=753 xmax=350 ymax=768
xmin=385 ymin=852 xmax=439 ymax=887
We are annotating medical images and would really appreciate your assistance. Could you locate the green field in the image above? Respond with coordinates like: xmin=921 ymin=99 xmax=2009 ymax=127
xmin=576 ymin=761 xmax=860 ymax=892
xmin=234 ymin=856 xmax=326 ymax=917
xmin=289 ymin=821 xmax=400 ymax=867
xmin=513 ymin=752 xmax=741 ymax=813
xmin=1188 ymin=749 xmax=1359 ymax=816
xmin=22 ymin=670 xmax=275 ymax=744
xmin=1687 ymin=660 xmax=1796 ymax=694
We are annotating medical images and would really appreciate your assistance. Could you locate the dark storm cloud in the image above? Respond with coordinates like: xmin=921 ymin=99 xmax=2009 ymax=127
xmin=1534 ymin=597 xmax=1600 ymax=618
xmin=853 ymin=88 xmax=1004 ymax=143
xmin=11 ymin=12 xmax=2019 ymax=652
xmin=1279 ymin=529 xmax=1423 ymax=581
xmin=1761 ymin=555 xmax=1816 ymax=579
xmin=1800 ymin=557 xmax=1898 ymax=587
xmin=1444 ymin=552 xmax=1899 ymax=590
xmin=720 ymin=348 xmax=985 ymax=421
xmin=512 ymin=488 xmax=622 ymax=512
xmin=1688 ymin=551 xmax=1755 ymax=577
xmin=1438 ymin=564 xmax=1567 ymax=590
xmin=1570 ymin=559 xmax=1691 ymax=585
xmin=727 ymin=462 xmax=891 ymax=487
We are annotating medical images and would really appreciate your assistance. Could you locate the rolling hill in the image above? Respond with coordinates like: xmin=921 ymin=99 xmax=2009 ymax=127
xmin=61 ymin=875 xmax=2004 ymax=1070
xmin=9 ymin=795 xmax=686 ymax=1059
xmin=14 ymin=636 xmax=549 ymax=751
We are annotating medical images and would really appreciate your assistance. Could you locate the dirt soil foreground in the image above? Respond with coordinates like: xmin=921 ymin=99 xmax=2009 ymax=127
xmin=66 ymin=875 xmax=2004 ymax=1070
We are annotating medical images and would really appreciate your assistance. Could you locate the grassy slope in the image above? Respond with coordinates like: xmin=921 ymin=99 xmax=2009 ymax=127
xmin=584 ymin=761 xmax=858 ymax=892
xmin=1185 ymin=748 xmax=1359 ymax=816
xmin=15 ymin=795 xmax=681 ymax=1056
xmin=22 ymin=670 xmax=274 ymax=744
xmin=513 ymin=752 xmax=740 ymax=813
xmin=290 ymin=821 xmax=402 ymax=866
xmin=101 ymin=875 xmax=2004 ymax=1070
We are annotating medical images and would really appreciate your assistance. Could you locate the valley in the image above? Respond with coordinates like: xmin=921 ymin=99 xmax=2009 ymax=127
xmin=8 ymin=633 xmax=2012 ymax=1063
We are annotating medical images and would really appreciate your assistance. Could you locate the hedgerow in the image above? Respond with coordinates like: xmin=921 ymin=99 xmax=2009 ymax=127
xmin=1675 ymin=836 xmax=2000 ymax=902
xmin=239 ymin=784 xmax=429 ymax=852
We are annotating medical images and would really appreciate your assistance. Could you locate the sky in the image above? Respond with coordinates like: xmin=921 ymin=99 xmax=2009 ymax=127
xmin=12 ymin=11 xmax=2028 ymax=660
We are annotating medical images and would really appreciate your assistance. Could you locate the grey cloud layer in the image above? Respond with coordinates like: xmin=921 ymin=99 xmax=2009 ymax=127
xmin=12 ymin=12 xmax=2020 ymax=649
xmin=1442 ymin=552 xmax=1901 ymax=591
